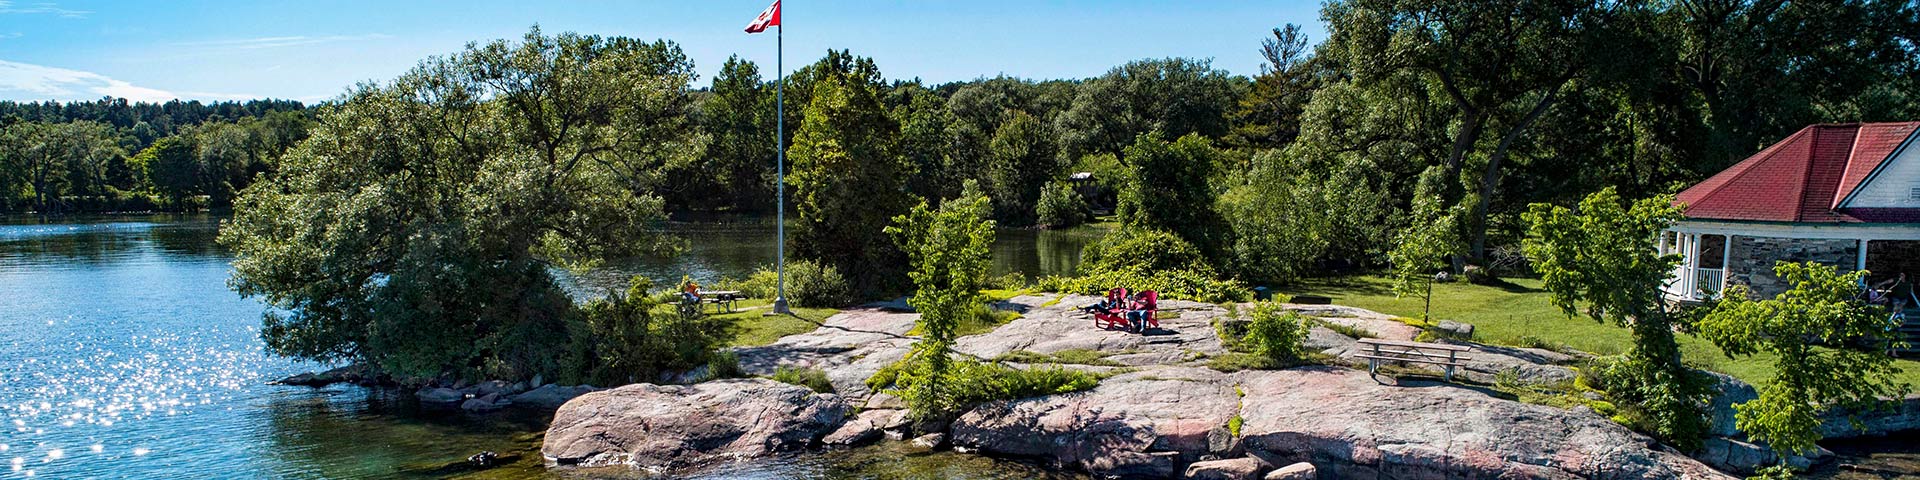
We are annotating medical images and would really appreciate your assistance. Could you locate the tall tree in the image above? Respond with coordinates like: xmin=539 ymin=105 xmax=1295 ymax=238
xmin=1522 ymin=188 xmax=1711 ymax=449
xmin=693 ymin=55 xmax=775 ymax=212
xmin=884 ymin=186 xmax=995 ymax=420
xmin=1054 ymin=58 xmax=1243 ymax=161
xmin=788 ymin=72 xmax=913 ymax=296
xmin=220 ymin=28 xmax=701 ymax=380
xmin=1227 ymin=24 xmax=1320 ymax=150
xmin=986 ymin=110 xmax=1059 ymax=225
xmin=1117 ymin=133 xmax=1231 ymax=260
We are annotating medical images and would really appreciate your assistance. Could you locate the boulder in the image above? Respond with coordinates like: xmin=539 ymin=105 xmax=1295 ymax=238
xmin=509 ymin=384 xmax=597 ymax=409
xmin=1265 ymin=462 xmax=1316 ymax=480
xmin=1819 ymin=395 xmax=1920 ymax=439
xmin=1435 ymin=320 xmax=1474 ymax=339
xmin=821 ymin=411 xmax=883 ymax=447
xmin=909 ymin=433 xmax=947 ymax=451
xmin=542 ymin=379 xmax=850 ymax=469
xmin=1234 ymin=367 xmax=1736 ymax=480
xmin=731 ymin=308 xmax=921 ymax=402
xmin=1704 ymin=371 xmax=1759 ymax=438
xmin=951 ymin=295 xmax=1230 ymax=365
xmin=1183 ymin=457 xmax=1264 ymax=480
xmin=416 ymin=387 xmax=465 ymax=404
xmin=1697 ymin=437 xmax=1830 ymax=474
xmin=950 ymin=367 xmax=1241 ymax=478
xmin=461 ymin=392 xmax=507 ymax=412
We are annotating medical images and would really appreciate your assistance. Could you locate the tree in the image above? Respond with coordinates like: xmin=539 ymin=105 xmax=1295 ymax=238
xmin=788 ymin=71 xmax=913 ymax=296
xmin=986 ymin=110 xmax=1059 ymax=225
xmin=1117 ymin=133 xmax=1231 ymax=261
xmin=1227 ymin=24 xmax=1319 ymax=150
xmin=1055 ymin=58 xmax=1242 ymax=161
xmin=687 ymin=55 xmax=775 ymax=212
xmin=1035 ymin=180 xmax=1088 ymax=229
xmin=884 ymin=186 xmax=995 ymax=420
xmin=1389 ymin=166 xmax=1465 ymax=319
xmin=1521 ymin=187 xmax=1711 ymax=449
xmin=1698 ymin=261 xmax=1912 ymax=461
xmin=892 ymin=84 xmax=956 ymax=200
xmin=220 ymin=28 xmax=700 ymax=381
xmin=133 ymin=137 xmax=199 ymax=209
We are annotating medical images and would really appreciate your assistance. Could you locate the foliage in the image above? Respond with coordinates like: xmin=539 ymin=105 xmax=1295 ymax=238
xmin=220 ymin=28 xmax=699 ymax=381
xmin=783 ymin=259 xmax=854 ymax=308
xmin=1055 ymin=58 xmax=1240 ymax=161
xmin=1035 ymin=180 xmax=1089 ymax=229
xmin=704 ymin=350 xmax=746 ymax=381
xmin=1226 ymin=24 xmax=1318 ymax=150
xmin=1047 ymin=227 xmax=1251 ymax=303
xmin=1082 ymin=228 xmax=1211 ymax=276
xmin=868 ymin=358 xmax=1099 ymax=415
xmin=992 ymin=349 xmax=1124 ymax=367
xmin=880 ymin=185 xmax=997 ymax=421
xmin=1522 ymin=187 xmax=1710 ymax=449
xmin=564 ymin=276 xmax=728 ymax=386
xmin=789 ymin=68 xmax=913 ymax=297
xmin=1115 ymin=133 xmax=1230 ymax=258
xmin=1699 ymin=262 xmax=1912 ymax=457
xmin=1243 ymin=303 xmax=1310 ymax=363
xmin=1388 ymin=166 xmax=1465 ymax=319
xmin=771 ymin=366 xmax=836 ymax=394
xmin=1222 ymin=147 xmax=1395 ymax=284
xmin=677 ymin=55 xmax=773 ymax=212
xmin=1038 ymin=269 xmax=1252 ymax=304
xmin=986 ymin=110 xmax=1060 ymax=225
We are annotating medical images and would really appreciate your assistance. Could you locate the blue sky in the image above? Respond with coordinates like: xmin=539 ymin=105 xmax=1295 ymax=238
xmin=0 ymin=1 xmax=1326 ymax=104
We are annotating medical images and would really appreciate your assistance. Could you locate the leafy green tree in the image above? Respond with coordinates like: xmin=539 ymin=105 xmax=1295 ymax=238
xmin=986 ymin=110 xmax=1059 ymax=225
xmin=1035 ymin=180 xmax=1088 ymax=229
xmin=133 ymin=136 xmax=199 ymax=209
xmin=1055 ymin=58 xmax=1242 ymax=160
xmin=1117 ymin=133 xmax=1231 ymax=260
xmin=687 ymin=55 xmax=774 ymax=212
xmin=892 ymin=85 xmax=957 ymax=199
xmin=220 ymin=28 xmax=700 ymax=381
xmin=1699 ymin=262 xmax=1912 ymax=460
xmin=1389 ymin=167 xmax=1465 ymax=319
xmin=1522 ymin=187 xmax=1711 ymax=449
xmin=1222 ymin=147 xmax=1396 ymax=284
xmin=884 ymin=187 xmax=995 ymax=420
xmin=565 ymin=276 xmax=728 ymax=386
xmin=788 ymin=71 xmax=912 ymax=296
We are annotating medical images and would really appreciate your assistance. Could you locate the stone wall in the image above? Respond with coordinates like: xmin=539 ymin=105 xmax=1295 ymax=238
xmin=1725 ymin=236 xmax=1859 ymax=298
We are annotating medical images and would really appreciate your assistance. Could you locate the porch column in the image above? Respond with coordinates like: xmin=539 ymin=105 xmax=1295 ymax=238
xmin=1859 ymin=239 xmax=1869 ymax=272
xmin=1721 ymin=235 xmax=1734 ymax=291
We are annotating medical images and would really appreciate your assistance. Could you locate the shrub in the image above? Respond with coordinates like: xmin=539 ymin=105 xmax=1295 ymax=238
xmin=714 ymin=267 xmax=780 ymax=299
xmin=1081 ymin=228 xmax=1211 ymax=275
xmin=563 ymin=276 xmax=729 ymax=386
xmin=986 ymin=272 xmax=1030 ymax=290
xmin=785 ymin=259 xmax=852 ymax=308
xmin=1037 ymin=269 xmax=1251 ymax=303
xmin=867 ymin=356 xmax=1099 ymax=419
xmin=1243 ymin=303 xmax=1308 ymax=363
xmin=1461 ymin=265 xmax=1494 ymax=285
xmin=770 ymin=366 xmax=836 ymax=393
xmin=704 ymin=349 xmax=745 ymax=381
xmin=1036 ymin=181 xmax=1090 ymax=228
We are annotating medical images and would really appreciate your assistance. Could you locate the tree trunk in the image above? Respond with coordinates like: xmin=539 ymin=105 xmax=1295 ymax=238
xmin=1469 ymin=86 xmax=1563 ymax=263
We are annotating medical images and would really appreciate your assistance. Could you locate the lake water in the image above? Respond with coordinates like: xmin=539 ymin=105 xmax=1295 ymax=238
xmin=0 ymin=214 xmax=1092 ymax=479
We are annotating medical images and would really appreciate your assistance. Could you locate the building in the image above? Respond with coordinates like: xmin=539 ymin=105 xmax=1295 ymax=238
xmin=1662 ymin=122 xmax=1920 ymax=304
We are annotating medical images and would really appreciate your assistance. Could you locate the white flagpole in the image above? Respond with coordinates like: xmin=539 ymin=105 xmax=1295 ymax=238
xmin=772 ymin=11 xmax=790 ymax=315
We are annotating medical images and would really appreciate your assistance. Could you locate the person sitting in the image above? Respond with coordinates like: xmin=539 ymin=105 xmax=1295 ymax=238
xmin=1087 ymin=287 xmax=1128 ymax=315
xmin=681 ymin=280 xmax=702 ymax=304
xmin=1125 ymin=291 xmax=1156 ymax=332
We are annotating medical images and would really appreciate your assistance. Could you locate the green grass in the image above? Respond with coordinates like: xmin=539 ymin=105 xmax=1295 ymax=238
xmin=1285 ymin=275 xmax=1920 ymax=387
xmin=992 ymin=348 xmax=1125 ymax=367
xmin=679 ymin=298 xmax=841 ymax=347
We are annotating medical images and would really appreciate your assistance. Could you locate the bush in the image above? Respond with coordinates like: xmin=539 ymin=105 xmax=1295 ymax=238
xmin=770 ymin=366 xmax=836 ymax=393
xmin=866 ymin=356 xmax=1099 ymax=420
xmin=986 ymin=272 xmax=1030 ymax=290
xmin=563 ymin=276 xmax=729 ymax=386
xmin=1462 ymin=265 xmax=1494 ymax=285
xmin=714 ymin=268 xmax=780 ymax=299
xmin=785 ymin=259 xmax=853 ymax=308
xmin=704 ymin=349 xmax=745 ymax=381
xmin=1082 ymin=228 xmax=1212 ymax=275
xmin=1244 ymin=303 xmax=1308 ymax=363
xmin=1036 ymin=181 xmax=1090 ymax=228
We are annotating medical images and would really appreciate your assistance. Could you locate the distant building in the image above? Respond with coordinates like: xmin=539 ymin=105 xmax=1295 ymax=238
xmin=1662 ymin=122 xmax=1920 ymax=304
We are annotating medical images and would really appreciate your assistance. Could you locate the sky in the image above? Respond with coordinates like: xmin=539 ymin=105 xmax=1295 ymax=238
xmin=0 ymin=1 xmax=1327 ymax=104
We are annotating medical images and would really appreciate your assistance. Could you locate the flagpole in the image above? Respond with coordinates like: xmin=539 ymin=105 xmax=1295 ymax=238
xmin=771 ymin=16 xmax=790 ymax=315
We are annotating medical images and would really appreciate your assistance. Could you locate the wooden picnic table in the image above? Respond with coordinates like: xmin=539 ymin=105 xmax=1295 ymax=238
xmin=696 ymin=290 xmax=744 ymax=313
xmin=1354 ymin=338 xmax=1471 ymax=382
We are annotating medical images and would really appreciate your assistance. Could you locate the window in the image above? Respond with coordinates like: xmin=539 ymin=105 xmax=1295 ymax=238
xmin=1910 ymin=187 xmax=1920 ymax=201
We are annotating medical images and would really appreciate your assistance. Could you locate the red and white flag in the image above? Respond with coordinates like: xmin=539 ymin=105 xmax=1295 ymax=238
xmin=745 ymin=0 xmax=781 ymax=33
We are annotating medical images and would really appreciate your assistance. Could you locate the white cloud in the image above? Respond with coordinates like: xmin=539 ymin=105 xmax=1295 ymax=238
xmin=175 ymin=34 xmax=391 ymax=50
xmin=0 ymin=59 xmax=179 ymax=102
xmin=0 ymin=1 xmax=91 ymax=18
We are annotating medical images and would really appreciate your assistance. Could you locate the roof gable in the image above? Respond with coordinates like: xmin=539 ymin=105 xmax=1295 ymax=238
xmin=1676 ymin=122 xmax=1920 ymax=224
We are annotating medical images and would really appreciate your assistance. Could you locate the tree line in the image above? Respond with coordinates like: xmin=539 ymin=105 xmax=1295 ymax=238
xmin=0 ymin=100 xmax=311 ymax=213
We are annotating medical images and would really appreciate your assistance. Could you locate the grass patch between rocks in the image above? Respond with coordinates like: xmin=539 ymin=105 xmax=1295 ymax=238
xmin=992 ymin=348 xmax=1125 ymax=367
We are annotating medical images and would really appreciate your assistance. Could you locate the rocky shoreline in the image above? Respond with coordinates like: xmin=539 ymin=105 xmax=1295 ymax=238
xmin=276 ymin=293 xmax=1920 ymax=479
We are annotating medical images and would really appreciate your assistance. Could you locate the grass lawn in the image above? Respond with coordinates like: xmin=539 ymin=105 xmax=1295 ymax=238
xmin=1285 ymin=275 xmax=1920 ymax=388
xmin=695 ymin=298 xmax=842 ymax=347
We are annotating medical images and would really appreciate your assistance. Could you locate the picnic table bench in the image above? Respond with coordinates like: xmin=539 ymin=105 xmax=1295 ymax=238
xmin=677 ymin=290 xmax=747 ymax=316
xmin=1354 ymin=338 xmax=1472 ymax=382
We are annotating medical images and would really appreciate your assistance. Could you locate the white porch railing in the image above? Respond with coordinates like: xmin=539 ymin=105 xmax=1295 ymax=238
xmin=1695 ymin=268 xmax=1725 ymax=298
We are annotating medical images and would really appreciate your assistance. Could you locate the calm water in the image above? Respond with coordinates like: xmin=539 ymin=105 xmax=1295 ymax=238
xmin=0 ymin=214 xmax=1090 ymax=479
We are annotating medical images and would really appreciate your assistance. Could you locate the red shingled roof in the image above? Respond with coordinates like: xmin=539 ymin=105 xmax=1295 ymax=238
xmin=1675 ymin=122 xmax=1920 ymax=223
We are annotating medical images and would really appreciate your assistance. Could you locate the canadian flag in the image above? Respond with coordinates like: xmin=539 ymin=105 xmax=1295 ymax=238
xmin=745 ymin=0 xmax=781 ymax=33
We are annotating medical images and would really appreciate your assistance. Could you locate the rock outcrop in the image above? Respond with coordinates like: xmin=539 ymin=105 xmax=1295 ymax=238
xmin=1235 ymin=367 xmax=1734 ymax=480
xmin=951 ymin=367 xmax=1242 ymax=477
xmin=542 ymin=379 xmax=850 ymax=469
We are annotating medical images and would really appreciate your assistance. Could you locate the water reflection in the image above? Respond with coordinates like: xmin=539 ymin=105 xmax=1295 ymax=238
xmin=0 ymin=214 xmax=1102 ymax=479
